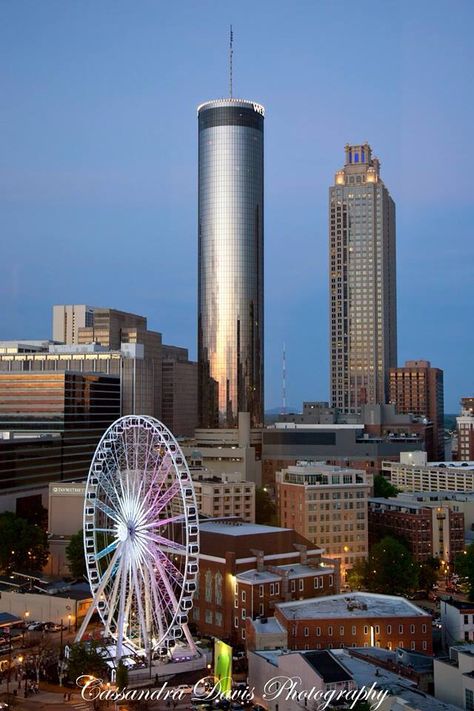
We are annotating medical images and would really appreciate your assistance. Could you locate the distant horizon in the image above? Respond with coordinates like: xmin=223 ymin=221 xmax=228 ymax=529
xmin=1 ymin=1 xmax=472 ymax=412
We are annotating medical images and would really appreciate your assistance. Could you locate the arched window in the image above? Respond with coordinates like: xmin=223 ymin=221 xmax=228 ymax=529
xmin=205 ymin=570 xmax=213 ymax=602
xmin=215 ymin=571 xmax=223 ymax=605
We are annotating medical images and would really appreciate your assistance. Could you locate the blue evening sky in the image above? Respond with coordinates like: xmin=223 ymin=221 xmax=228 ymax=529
xmin=1 ymin=0 xmax=472 ymax=412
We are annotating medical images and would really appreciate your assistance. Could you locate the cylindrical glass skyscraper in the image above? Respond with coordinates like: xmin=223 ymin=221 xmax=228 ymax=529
xmin=198 ymin=98 xmax=264 ymax=428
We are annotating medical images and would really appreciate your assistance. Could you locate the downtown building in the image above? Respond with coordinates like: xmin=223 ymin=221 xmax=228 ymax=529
xmin=389 ymin=360 xmax=445 ymax=460
xmin=330 ymin=143 xmax=397 ymax=413
xmin=197 ymin=98 xmax=264 ymax=428
xmin=193 ymin=519 xmax=339 ymax=645
xmin=276 ymin=462 xmax=370 ymax=581
xmin=457 ymin=397 xmax=474 ymax=462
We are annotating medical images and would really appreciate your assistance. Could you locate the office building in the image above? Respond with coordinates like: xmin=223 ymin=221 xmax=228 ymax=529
xmin=198 ymin=99 xmax=264 ymax=428
xmin=191 ymin=469 xmax=255 ymax=522
xmin=384 ymin=452 xmax=474 ymax=492
xmin=262 ymin=422 xmax=424 ymax=489
xmin=52 ymin=304 xmax=96 ymax=345
xmin=194 ymin=519 xmax=338 ymax=644
xmin=276 ymin=462 xmax=370 ymax=579
xmin=368 ymin=497 xmax=464 ymax=563
xmin=182 ymin=411 xmax=262 ymax=484
xmin=389 ymin=360 xmax=444 ymax=460
xmin=161 ymin=344 xmax=198 ymax=437
xmin=330 ymin=143 xmax=397 ymax=412
xmin=457 ymin=397 xmax=474 ymax=462
xmin=0 ymin=371 xmax=120 ymax=511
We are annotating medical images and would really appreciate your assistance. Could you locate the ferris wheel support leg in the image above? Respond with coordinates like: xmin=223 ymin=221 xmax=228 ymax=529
xmin=182 ymin=623 xmax=198 ymax=656
xmin=74 ymin=544 xmax=122 ymax=644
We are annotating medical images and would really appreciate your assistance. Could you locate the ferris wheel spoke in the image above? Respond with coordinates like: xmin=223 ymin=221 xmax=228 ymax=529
xmin=142 ymin=556 xmax=167 ymax=643
xmin=142 ymin=513 xmax=186 ymax=530
xmin=95 ymin=498 xmax=121 ymax=524
xmin=147 ymin=533 xmax=187 ymax=555
xmin=103 ymin=557 xmax=124 ymax=637
xmin=95 ymin=538 xmax=120 ymax=562
xmin=131 ymin=561 xmax=151 ymax=653
xmin=153 ymin=479 xmax=182 ymax=515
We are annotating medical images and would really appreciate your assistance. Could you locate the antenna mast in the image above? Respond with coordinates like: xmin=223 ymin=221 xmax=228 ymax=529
xmin=281 ymin=342 xmax=287 ymax=414
xmin=229 ymin=25 xmax=233 ymax=98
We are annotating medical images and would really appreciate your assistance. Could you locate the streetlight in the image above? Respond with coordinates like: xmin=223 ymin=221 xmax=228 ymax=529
xmin=67 ymin=615 xmax=71 ymax=633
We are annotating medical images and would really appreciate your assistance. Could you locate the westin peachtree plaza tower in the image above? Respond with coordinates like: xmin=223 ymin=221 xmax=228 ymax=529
xmin=197 ymin=98 xmax=264 ymax=428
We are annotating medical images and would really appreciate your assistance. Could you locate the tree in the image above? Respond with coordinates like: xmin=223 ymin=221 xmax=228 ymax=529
xmin=346 ymin=559 xmax=368 ymax=590
xmin=66 ymin=529 xmax=87 ymax=579
xmin=116 ymin=659 xmax=129 ymax=689
xmin=66 ymin=641 xmax=109 ymax=683
xmin=0 ymin=512 xmax=49 ymax=572
xmin=418 ymin=556 xmax=441 ymax=592
xmin=373 ymin=475 xmax=399 ymax=498
xmin=455 ymin=545 xmax=474 ymax=602
xmin=255 ymin=488 xmax=277 ymax=525
xmin=366 ymin=536 xmax=418 ymax=595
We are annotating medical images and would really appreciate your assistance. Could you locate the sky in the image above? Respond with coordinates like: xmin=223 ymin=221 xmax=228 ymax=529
xmin=1 ymin=0 xmax=473 ymax=412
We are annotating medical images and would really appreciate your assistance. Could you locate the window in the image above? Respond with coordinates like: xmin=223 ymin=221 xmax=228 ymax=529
xmin=242 ymin=590 xmax=246 ymax=603
xmin=304 ymin=627 xmax=309 ymax=637
xmin=215 ymin=572 xmax=223 ymax=606
xmin=386 ymin=625 xmax=392 ymax=634
xmin=422 ymin=641 xmax=427 ymax=651
xmin=410 ymin=624 xmax=415 ymax=634
xmin=259 ymin=603 xmax=264 ymax=615
xmin=215 ymin=612 xmax=223 ymax=627
xmin=422 ymin=624 xmax=427 ymax=634
xmin=259 ymin=585 xmax=264 ymax=598
xmin=314 ymin=577 xmax=319 ymax=589
xmin=328 ymin=626 xmax=333 ymax=636
xmin=375 ymin=625 xmax=380 ymax=634
xmin=399 ymin=624 xmax=404 ymax=634
xmin=466 ymin=690 xmax=474 ymax=711
xmin=352 ymin=626 xmax=356 ymax=636
xmin=270 ymin=584 xmax=275 ymax=596
xmin=316 ymin=627 xmax=321 ymax=637
xmin=364 ymin=626 xmax=369 ymax=635
xmin=299 ymin=579 xmax=304 ymax=592
xmin=291 ymin=580 xmax=296 ymax=593
xmin=339 ymin=626 xmax=344 ymax=636
xmin=241 ymin=629 xmax=246 ymax=640
xmin=329 ymin=575 xmax=333 ymax=586
xmin=411 ymin=641 xmax=416 ymax=650
xmin=465 ymin=615 xmax=469 ymax=625
xmin=275 ymin=583 xmax=280 ymax=595
xmin=205 ymin=610 xmax=213 ymax=624
xmin=241 ymin=609 xmax=246 ymax=620
xmin=205 ymin=570 xmax=213 ymax=603
xmin=234 ymin=617 xmax=239 ymax=628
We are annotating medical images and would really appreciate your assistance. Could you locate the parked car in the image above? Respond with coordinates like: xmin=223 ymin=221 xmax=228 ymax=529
xmin=27 ymin=621 xmax=44 ymax=631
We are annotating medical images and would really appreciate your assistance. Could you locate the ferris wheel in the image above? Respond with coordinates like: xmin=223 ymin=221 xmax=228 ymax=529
xmin=75 ymin=415 xmax=199 ymax=659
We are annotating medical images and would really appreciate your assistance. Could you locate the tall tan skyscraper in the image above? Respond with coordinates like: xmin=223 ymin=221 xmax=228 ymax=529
xmin=329 ymin=144 xmax=397 ymax=413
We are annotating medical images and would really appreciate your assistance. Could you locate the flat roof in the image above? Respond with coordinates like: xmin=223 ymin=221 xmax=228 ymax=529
xmin=199 ymin=521 xmax=291 ymax=536
xmin=250 ymin=617 xmax=285 ymax=634
xmin=276 ymin=593 xmax=430 ymax=620
xmin=236 ymin=563 xmax=334 ymax=585
xmin=303 ymin=650 xmax=352 ymax=683
xmin=333 ymin=649 xmax=458 ymax=711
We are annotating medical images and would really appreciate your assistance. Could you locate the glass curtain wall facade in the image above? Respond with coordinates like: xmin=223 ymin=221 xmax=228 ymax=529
xmin=329 ymin=144 xmax=397 ymax=413
xmin=198 ymin=99 xmax=264 ymax=428
xmin=0 ymin=371 xmax=120 ymax=491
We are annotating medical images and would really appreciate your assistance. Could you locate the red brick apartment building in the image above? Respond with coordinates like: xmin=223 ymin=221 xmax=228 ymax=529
xmin=247 ymin=592 xmax=432 ymax=654
xmin=369 ymin=498 xmax=464 ymax=562
xmin=193 ymin=519 xmax=339 ymax=645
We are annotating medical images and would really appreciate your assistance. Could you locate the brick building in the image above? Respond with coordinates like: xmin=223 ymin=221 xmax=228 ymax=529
xmin=247 ymin=592 xmax=432 ymax=654
xmin=276 ymin=462 xmax=370 ymax=581
xmin=193 ymin=519 xmax=338 ymax=645
xmin=389 ymin=360 xmax=444 ymax=461
xmin=369 ymin=497 xmax=464 ymax=563
xmin=457 ymin=397 xmax=474 ymax=462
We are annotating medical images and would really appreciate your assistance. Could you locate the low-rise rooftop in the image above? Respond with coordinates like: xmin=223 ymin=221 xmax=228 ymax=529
xmin=276 ymin=592 xmax=429 ymax=620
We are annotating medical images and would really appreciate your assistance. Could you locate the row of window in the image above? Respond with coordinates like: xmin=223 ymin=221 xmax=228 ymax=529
xmin=298 ymin=623 xmax=426 ymax=636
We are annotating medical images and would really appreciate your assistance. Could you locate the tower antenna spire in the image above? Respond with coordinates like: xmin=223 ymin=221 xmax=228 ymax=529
xmin=281 ymin=342 xmax=287 ymax=415
xmin=229 ymin=25 xmax=233 ymax=98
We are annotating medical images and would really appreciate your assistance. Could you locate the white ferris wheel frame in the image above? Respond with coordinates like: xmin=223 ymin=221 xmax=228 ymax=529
xmin=74 ymin=415 xmax=200 ymax=660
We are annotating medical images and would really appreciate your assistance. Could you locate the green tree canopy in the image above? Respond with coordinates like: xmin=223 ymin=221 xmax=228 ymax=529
xmin=455 ymin=545 xmax=474 ymax=601
xmin=346 ymin=559 xmax=368 ymax=590
xmin=66 ymin=641 xmax=109 ymax=683
xmin=373 ymin=474 xmax=399 ymax=498
xmin=66 ymin=529 xmax=87 ymax=579
xmin=0 ymin=511 xmax=49 ymax=573
xmin=255 ymin=487 xmax=277 ymax=525
xmin=366 ymin=536 xmax=418 ymax=595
